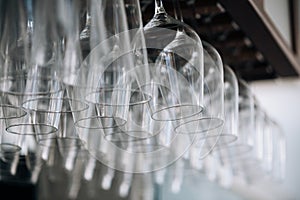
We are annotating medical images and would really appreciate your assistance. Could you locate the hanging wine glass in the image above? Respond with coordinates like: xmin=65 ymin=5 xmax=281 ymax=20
xmin=139 ymin=0 xmax=204 ymax=121
xmin=72 ymin=0 xmax=180 ymax=174
xmin=79 ymin=0 xmax=92 ymax=59
xmin=219 ymin=65 xmax=239 ymax=145
xmin=177 ymin=41 xmax=224 ymax=124
xmin=213 ymin=78 xmax=255 ymax=183
xmin=72 ymin=0 xmax=151 ymax=130
xmin=55 ymin=0 xmax=83 ymax=86
xmin=0 ymin=0 xmax=64 ymax=125
xmin=270 ymin=120 xmax=286 ymax=182
xmin=237 ymin=103 xmax=274 ymax=184
xmin=0 ymin=0 xmax=34 ymax=73
xmin=0 ymin=105 xmax=27 ymax=180
xmin=3 ymin=66 xmax=64 ymax=136
xmin=174 ymin=41 xmax=224 ymax=160
xmin=206 ymin=64 xmax=239 ymax=155
xmin=203 ymin=65 xmax=239 ymax=188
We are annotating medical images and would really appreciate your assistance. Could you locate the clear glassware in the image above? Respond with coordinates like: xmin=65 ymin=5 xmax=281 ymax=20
xmin=73 ymin=0 xmax=151 ymax=129
xmin=0 ymin=105 xmax=27 ymax=179
xmin=0 ymin=0 xmax=65 ymax=139
xmin=174 ymin=41 xmax=224 ymax=134
xmin=210 ymin=65 xmax=239 ymax=188
xmin=0 ymin=3 xmax=65 ymax=144
xmin=56 ymin=0 xmax=83 ymax=86
xmin=2 ymin=70 xmax=64 ymax=136
xmin=188 ymin=64 xmax=238 ymax=187
xmin=0 ymin=66 xmax=64 ymax=184
xmin=29 ymin=0 xmax=58 ymax=67
xmin=19 ymin=97 xmax=88 ymax=175
xmin=270 ymin=120 xmax=286 ymax=182
xmin=116 ymin=172 xmax=133 ymax=198
xmin=210 ymin=78 xmax=255 ymax=184
xmin=174 ymin=41 xmax=224 ymax=159
xmin=253 ymin=101 xmax=269 ymax=172
xmin=140 ymin=0 xmax=204 ymax=121
xmin=0 ymin=0 xmax=34 ymax=71
xmin=238 ymin=102 xmax=271 ymax=184
xmin=215 ymin=150 xmax=234 ymax=189
xmin=208 ymin=65 xmax=239 ymax=167
xmin=79 ymin=0 xmax=91 ymax=57
xmin=245 ymin=107 xmax=278 ymax=183
xmin=230 ymin=78 xmax=255 ymax=157
xmin=72 ymin=0 xmax=188 ymax=175
xmin=21 ymin=97 xmax=88 ymax=138
xmin=66 ymin=149 xmax=90 ymax=199
xmin=128 ymin=173 xmax=154 ymax=200
xmin=219 ymin=65 xmax=239 ymax=145
xmin=76 ymin=80 xmax=191 ymax=173
xmin=35 ymin=144 xmax=89 ymax=199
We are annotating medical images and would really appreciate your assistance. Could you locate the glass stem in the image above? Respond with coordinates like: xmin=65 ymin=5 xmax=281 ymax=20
xmin=155 ymin=0 xmax=166 ymax=14
xmin=85 ymin=0 xmax=91 ymax=26
xmin=172 ymin=0 xmax=184 ymax=22
xmin=172 ymin=0 xmax=184 ymax=32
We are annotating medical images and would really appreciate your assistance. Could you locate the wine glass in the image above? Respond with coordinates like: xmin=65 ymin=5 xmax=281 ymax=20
xmin=140 ymin=0 xmax=204 ymax=121
xmin=270 ymin=120 xmax=286 ymax=182
xmin=55 ymin=0 xmax=83 ymax=86
xmin=203 ymin=65 xmax=239 ymax=188
xmin=0 ymin=0 xmax=34 ymax=70
xmin=218 ymin=65 xmax=239 ymax=145
xmin=212 ymin=78 xmax=255 ymax=184
xmin=79 ymin=0 xmax=92 ymax=59
xmin=0 ymin=105 xmax=27 ymax=180
xmin=173 ymin=41 xmax=224 ymax=161
xmin=73 ymin=0 xmax=151 ymax=128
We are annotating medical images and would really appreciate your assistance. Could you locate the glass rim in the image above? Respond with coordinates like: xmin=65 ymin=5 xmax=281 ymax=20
xmin=37 ymin=137 xmax=83 ymax=149
xmin=174 ymin=117 xmax=224 ymax=134
xmin=104 ymin=131 xmax=152 ymax=143
xmin=107 ymin=137 xmax=171 ymax=154
xmin=21 ymin=97 xmax=89 ymax=113
xmin=6 ymin=123 xmax=58 ymax=135
xmin=151 ymin=104 xmax=203 ymax=122
xmin=0 ymin=104 xmax=27 ymax=120
xmin=215 ymin=133 xmax=238 ymax=146
xmin=122 ymin=143 xmax=169 ymax=154
xmin=0 ymin=143 xmax=22 ymax=154
xmin=74 ymin=116 xmax=127 ymax=129
xmin=0 ymin=75 xmax=64 ymax=96
xmin=85 ymin=87 xmax=152 ymax=106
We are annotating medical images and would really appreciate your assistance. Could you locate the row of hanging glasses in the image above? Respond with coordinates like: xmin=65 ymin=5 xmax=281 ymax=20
xmin=0 ymin=0 xmax=286 ymax=199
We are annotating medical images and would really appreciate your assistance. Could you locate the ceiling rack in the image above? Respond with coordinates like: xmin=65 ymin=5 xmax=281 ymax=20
xmin=140 ymin=0 xmax=300 ymax=81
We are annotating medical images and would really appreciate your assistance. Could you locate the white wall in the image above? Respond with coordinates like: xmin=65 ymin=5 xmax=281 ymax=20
xmin=263 ymin=0 xmax=292 ymax=48
xmin=250 ymin=77 xmax=300 ymax=199
xmin=250 ymin=2 xmax=300 ymax=197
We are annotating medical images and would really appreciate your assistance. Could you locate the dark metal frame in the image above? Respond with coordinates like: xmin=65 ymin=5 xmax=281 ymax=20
xmin=218 ymin=0 xmax=299 ymax=77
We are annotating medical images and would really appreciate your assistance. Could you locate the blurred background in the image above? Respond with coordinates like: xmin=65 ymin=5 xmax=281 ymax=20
xmin=1 ymin=0 xmax=300 ymax=199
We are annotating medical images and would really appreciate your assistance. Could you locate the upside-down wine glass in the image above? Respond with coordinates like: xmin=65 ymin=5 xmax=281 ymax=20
xmin=174 ymin=40 xmax=225 ymax=158
xmin=142 ymin=0 xmax=204 ymax=121
xmin=73 ymin=0 xmax=157 ymax=182
xmin=140 ymin=0 xmax=203 ymax=181
xmin=0 ymin=105 xmax=27 ymax=180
